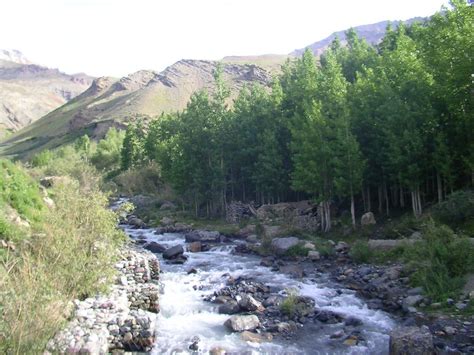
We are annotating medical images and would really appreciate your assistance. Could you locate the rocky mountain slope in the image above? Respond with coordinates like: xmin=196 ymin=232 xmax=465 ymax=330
xmin=0 ymin=49 xmax=93 ymax=137
xmin=0 ymin=60 xmax=272 ymax=157
xmin=292 ymin=18 xmax=423 ymax=56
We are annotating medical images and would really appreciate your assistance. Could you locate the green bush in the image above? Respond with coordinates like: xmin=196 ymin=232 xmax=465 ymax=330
xmin=350 ymin=241 xmax=373 ymax=263
xmin=0 ymin=159 xmax=44 ymax=222
xmin=432 ymin=190 xmax=474 ymax=227
xmin=403 ymin=222 xmax=474 ymax=301
xmin=280 ymin=289 xmax=299 ymax=317
xmin=284 ymin=244 xmax=309 ymax=257
xmin=113 ymin=162 xmax=163 ymax=196
xmin=0 ymin=179 xmax=125 ymax=353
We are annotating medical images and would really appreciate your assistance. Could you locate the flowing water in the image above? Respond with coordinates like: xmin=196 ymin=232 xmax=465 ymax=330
xmin=122 ymin=225 xmax=395 ymax=355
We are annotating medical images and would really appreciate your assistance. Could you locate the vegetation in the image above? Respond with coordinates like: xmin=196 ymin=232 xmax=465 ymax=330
xmin=280 ymin=288 xmax=299 ymax=317
xmin=119 ymin=2 xmax=473 ymax=232
xmin=0 ymin=137 xmax=126 ymax=353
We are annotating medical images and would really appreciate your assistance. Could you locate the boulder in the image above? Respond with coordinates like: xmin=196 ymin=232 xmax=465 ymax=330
xmin=163 ymin=245 xmax=184 ymax=259
xmin=128 ymin=216 xmax=146 ymax=229
xmin=160 ymin=217 xmax=174 ymax=226
xmin=185 ymin=230 xmax=221 ymax=243
xmin=240 ymin=331 xmax=273 ymax=343
xmin=263 ymin=225 xmax=285 ymax=239
xmin=188 ymin=241 xmax=202 ymax=253
xmin=238 ymin=294 xmax=265 ymax=312
xmin=361 ymin=212 xmax=376 ymax=226
xmin=402 ymin=295 xmax=424 ymax=311
xmin=237 ymin=224 xmax=256 ymax=238
xmin=303 ymin=242 xmax=315 ymax=250
xmin=335 ymin=241 xmax=349 ymax=253
xmin=389 ymin=326 xmax=434 ymax=355
xmin=308 ymin=251 xmax=321 ymax=261
xmin=159 ymin=201 xmax=176 ymax=210
xmin=218 ymin=300 xmax=240 ymax=315
xmin=144 ymin=242 xmax=166 ymax=254
xmin=271 ymin=237 xmax=299 ymax=255
xmin=224 ymin=315 xmax=260 ymax=332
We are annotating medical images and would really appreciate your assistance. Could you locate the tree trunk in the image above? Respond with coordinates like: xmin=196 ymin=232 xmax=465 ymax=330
xmin=400 ymin=185 xmax=405 ymax=208
xmin=378 ymin=185 xmax=383 ymax=214
xmin=384 ymin=181 xmax=389 ymax=216
xmin=351 ymin=193 xmax=356 ymax=227
xmin=361 ymin=185 xmax=367 ymax=213
xmin=367 ymin=186 xmax=371 ymax=212
xmin=411 ymin=187 xmax=422 ymax=218
xmin=320 ymin=201 xmax=332 ymax=233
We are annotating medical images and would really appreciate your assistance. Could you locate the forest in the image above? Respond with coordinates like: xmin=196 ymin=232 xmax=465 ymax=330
xmin=119 ymin=1 xmax=472 ymax=230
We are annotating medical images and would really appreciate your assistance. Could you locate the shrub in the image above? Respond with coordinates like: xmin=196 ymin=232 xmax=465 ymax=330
xmin=114 ymin=162 xmax=163 ymax=196
xmin=350 ymin=241 xmax=373 ymax=263
xmin=432 ymin=190 xmax=474 ymax=227
xmin=0 ymin=159 xmax=44 ymax=222
xmin=403 ymin=222 xmax=474 ymax=301
xmin=284 ymin=244 xmax=309 ymax=257
xmin=280 ymin=288 xmax=299 ymax=317
xmin=91 ymin=128 xmax=125 ymax=172
xmin=0 ymin=180 xmax=125 ymax=353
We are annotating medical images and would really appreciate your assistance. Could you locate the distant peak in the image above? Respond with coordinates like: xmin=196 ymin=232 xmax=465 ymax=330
xmin=0 ymin=49 xmax=32 ymax=64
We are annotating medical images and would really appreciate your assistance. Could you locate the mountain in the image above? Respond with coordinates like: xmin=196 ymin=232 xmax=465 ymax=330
xmin=291 ymin=18 xmax=424 ymax=57
xmin=0 ymin=59 xmax=272 ymax=158
xmin=0 ymin=50 xmax=93 ymax=138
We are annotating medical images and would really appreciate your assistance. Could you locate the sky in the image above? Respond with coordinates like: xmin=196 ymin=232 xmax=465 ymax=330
xmin=0 ymin=0 xmax=449 ymax=77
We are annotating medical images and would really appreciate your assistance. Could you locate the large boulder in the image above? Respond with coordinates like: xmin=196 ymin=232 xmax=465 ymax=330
xmin=238 ymin=294 xmax=265 ymax=312
xmin=163 ymin=245 xmax=184 ymax=259
xmin=185 ymin=230 xmax=221 ymax=243
xmin=128 ymin=216 xmax=146 ymax=229
xmin=389 ymin=326 xmax=434 ymax=355
xmin=224 ymin=315 xmax=260 ymax=332
xmin=361 ymin=212 xmax=376 ymax=226
xmin=271 ymin=237 xmax=299 ymax=255
xmin=144 ymin=242 xmax=166 ymax=254
xmin=187 ymin=241 xmax=202 ymax=253
xmin=218 ymin=300 xmax=240 ymax=315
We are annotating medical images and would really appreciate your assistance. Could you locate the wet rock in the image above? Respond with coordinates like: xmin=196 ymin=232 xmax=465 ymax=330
xmin=240 ymin=331 xmax=273 ymax=343
xmin=188 ymin=336 xmax=200 ymax=351
xmin=271 ymin=237 xmax=299 ymax=255
xmin=163 ymin=245 xmax=184 ymax=259
xmin=330 ymin=330 xmax=345 ymax=339
xmin=144 ymin=242 xmax=166 ymax=254
xmin=224 ymin=315 xmax=260 ymax=332
xmin=167 ymin=255 xmax=188 ymax=264
xmin=315 ymin=310 xmax=343 ymax=324
xmin=361 ymin=212 xmax=376 ymax=226
xmin=279 ymin=264 xmax=304 ymax=278
xmin=128 ymin=216 xmax=146 ymax=229
xmin=238 ymin=294 xmax=265 ymax=312
xmin=343 ymin=335 xmax=359 ymax=346
xmin=185 ymin=230 xmax=221 ymax=243
xmin=276 ymin=321 xmax=297 ymax=333
xmin=209 ymin=347 xmax=226 ymax=355
xmin=344 ymin=316 xmax=363 ymax=327
xmin=188 ymin=241 xmax=202 ymax=253
xmin=246 ymin=235 xmax=258 ymax=243
xmin=218 ymin=300 xmax=240 ymax=315
xmin=260 ymin=257 xmax=274 ymax=267
xmin=389 ymin=326 xmax=434 ymax=355
xmin=187 ymin=268 xmax=198 ymax=275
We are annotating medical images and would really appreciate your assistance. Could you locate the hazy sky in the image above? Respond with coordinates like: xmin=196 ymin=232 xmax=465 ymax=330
xmin=0 ymin=0 xmax=448 ymax=77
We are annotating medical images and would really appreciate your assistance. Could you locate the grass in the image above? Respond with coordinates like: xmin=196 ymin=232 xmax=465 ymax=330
xmin=280 ymin=288 xmax=299 ymax=317
xmin=0 ymin=149 xmax=126 ymax=353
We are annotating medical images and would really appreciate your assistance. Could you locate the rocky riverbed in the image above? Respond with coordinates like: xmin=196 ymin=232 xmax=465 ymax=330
xmin=45 ymin=247 xmax=160 ymax=354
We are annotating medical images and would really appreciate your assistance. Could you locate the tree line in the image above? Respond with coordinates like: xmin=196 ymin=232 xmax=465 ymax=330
xmin=120 ymin=1 xmax=473 ymax=231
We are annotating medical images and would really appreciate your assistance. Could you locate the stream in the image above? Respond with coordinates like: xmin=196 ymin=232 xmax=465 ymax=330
xmin=122 ymin=225 xmax=396 ymax=354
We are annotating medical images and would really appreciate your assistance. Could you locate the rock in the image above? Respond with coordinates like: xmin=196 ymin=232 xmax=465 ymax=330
xmin=144 ymin=242 xmax=166 ymax=253
xmin=226 ymin=201 xmax=256 ymax=224
xmin=160 ymin=217 xmax=174 ymax=226
xmin=128 ymin=216 xmax=146 ymax=229
xmin=247 ymin=235 xmax=258 ymax=243
xmin=344 ymin=316 xmax=362 ymax=327
xmin=187 ymin=268 xmax=198 ymax=275
xmin=403 ymin=295 xmax=424 ymax=311
xmin=335 ymin=241 xmax=349 ymax=253
xmin=343 ymin=335 xmax=359 ymax=346
xmin=224 ymin=315 xmax=260 ymax=332
xmin=238 ymin=294 xmax=265 ymax=312
xmin=385 ymin=266 xmax=402 ymax=280
xmin=389 ymin=326 xmax=434 ymax=355
xmin=308 ymin=250 xmax=320 ymax=261
xmin=444 ymin=326 xmax=456 ymax=335
xmin=303 ymin=242 xmax=315 ymax=250
xmin=188 ymin=241 xmax=202 ymax=253
xmin=330 ymin=330 xmax=344 ymax=339
xmin=279 ymin=264 xmax=304 ymax=278
xmin=43 ymin=196 xmax=55 ymax=209
xmin=240 ymin=331 xmax=273 ymax=343
xmin=276 ymin=322 xmax=297 ymax=333
xmin=185 ymin=230 xmax=221 ymax=243
xmin=410 ymin=231 xmax=422 ymax=240
xmin=271 ymin=237 xmax=299 ymax=255
xmin=407 ymin=287 xmax=423 ymax=296
xmin=163 ymin=245 xmax=184 ymax=259
xmin=159 ymin=201 xmax=176 ymax=210
xmin=209 ymin=347 xmax=226 ymax=355
xmin=263 ymin=225 xmax=285 ymax=239
xmin=218 ymin=300 xmax=240 ymax=315
xmin=361 ymin=212 xmax=376 ymax=226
